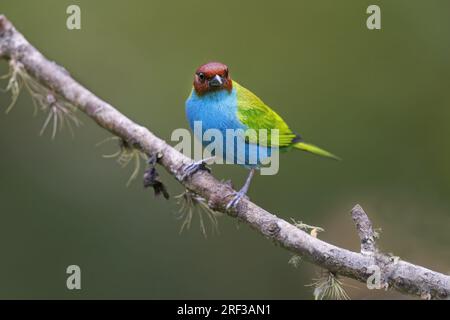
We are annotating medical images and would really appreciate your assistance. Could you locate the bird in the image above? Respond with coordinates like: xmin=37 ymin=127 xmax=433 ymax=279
xmin=184 ymin=62 xmax=339 ymax=209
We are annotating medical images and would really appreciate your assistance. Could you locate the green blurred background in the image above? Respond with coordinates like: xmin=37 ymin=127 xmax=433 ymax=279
xmin=0 ymin=0 xmax=449 ymax=299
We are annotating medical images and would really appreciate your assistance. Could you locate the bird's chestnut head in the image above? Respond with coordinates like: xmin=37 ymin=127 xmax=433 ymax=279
xmin=193 ymin=62 xmax=232 ymax=95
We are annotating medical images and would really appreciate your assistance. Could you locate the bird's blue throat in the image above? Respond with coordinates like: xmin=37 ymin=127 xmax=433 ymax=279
xmin=185 ymin=88 xmax=246 ymax=136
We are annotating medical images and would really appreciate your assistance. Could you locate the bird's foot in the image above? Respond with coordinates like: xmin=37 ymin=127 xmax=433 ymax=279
xmin=179 ymin=157 xmax=215 ymax=181
xmin=225 ymin=168 xmax=255 ymax=210
xmin=225 ymin=189 xmax=249 ymax=210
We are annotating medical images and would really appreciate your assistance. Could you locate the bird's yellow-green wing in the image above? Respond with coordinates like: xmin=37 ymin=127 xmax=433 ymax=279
xmin=234 ymin=81 xmax=297 ymax=148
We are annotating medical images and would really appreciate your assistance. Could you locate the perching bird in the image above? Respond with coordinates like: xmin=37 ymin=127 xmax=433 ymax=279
xmin=185 ymin=62 xmax=339 ymax=209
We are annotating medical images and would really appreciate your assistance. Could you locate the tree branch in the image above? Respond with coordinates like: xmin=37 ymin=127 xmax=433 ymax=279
xmin=0 ymin=15 xmax=448 ymax=299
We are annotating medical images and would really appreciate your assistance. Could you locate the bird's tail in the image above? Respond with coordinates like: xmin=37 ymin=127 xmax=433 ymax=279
xmin=293 ymin=141 xmax=341 ymax=161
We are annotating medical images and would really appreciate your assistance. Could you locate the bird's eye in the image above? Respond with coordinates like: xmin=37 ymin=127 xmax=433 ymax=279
xmin=197 ymin=73 xmax=205 ymax=81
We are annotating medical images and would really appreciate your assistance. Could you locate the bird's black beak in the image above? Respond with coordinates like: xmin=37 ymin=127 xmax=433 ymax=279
xmin=208 ymin=75 xmax=223 ymax=88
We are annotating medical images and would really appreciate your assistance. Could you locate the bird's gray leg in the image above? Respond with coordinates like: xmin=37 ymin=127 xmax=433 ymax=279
xmin=180 ymin=156 xmax=215 ymax=180
xmin=226 ymin=168 xmax=256 ymax=210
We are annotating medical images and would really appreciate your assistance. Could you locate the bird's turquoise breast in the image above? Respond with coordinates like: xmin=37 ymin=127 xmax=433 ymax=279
xmin=185 ymin=88 xmax=245 ymax=135
xmin=185 ymin=88 xmax=273 ymax=168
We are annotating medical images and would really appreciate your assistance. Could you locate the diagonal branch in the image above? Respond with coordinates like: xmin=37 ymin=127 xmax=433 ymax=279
xmin=0 ymin=15 xmax=449 ymax=299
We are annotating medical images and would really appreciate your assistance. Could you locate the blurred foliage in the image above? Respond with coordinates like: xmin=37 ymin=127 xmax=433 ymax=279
xmin=0 ymin=0 xmax=449 ymax=299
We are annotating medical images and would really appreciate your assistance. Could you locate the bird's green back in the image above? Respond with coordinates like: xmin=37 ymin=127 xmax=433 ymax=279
xmin=234 ymin=81 xmax=297 ymax=148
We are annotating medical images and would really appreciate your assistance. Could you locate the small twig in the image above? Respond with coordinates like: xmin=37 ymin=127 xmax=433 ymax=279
xmin=144 ymin=153 xmax=169 ymax=199
xmin=351 ymin=204 xmax=377 ymax=255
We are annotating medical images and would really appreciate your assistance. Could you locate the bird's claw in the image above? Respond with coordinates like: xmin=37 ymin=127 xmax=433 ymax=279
xmin=180 ymin=157 xmax=213 ymax=181
xmin=225 ymin=190 xmax=248 ymax=210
